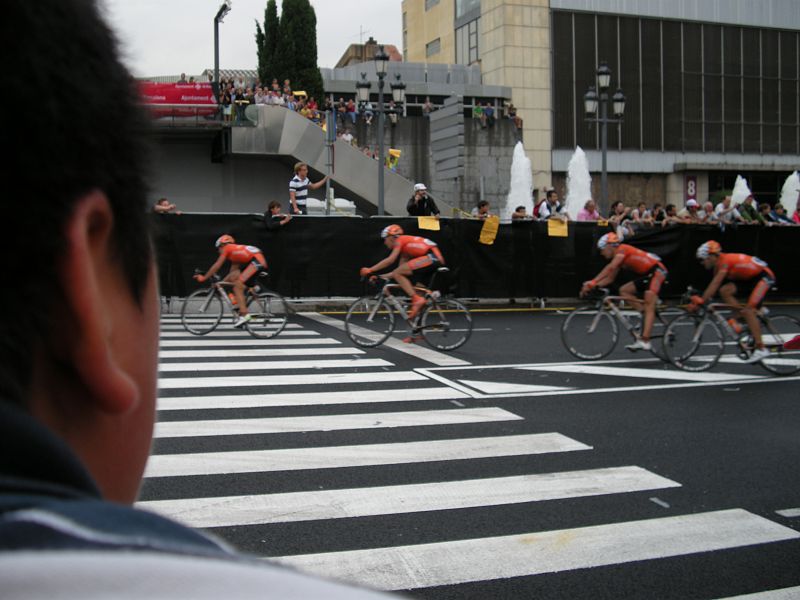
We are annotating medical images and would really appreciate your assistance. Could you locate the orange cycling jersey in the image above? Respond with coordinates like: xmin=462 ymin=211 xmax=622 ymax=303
xmin=395 ymin=235 xmax=441 ymax=259
xmin=615 ymin=244 xmax=665 ymax=275
xmin=221 ymin=243 xmax=267 ymax=266
xmin=716 ymin=253 xmax=774 ymax=281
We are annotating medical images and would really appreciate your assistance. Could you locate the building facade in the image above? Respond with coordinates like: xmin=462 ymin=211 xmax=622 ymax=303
xmin=401 ymin=0 xmax=800 ymax=209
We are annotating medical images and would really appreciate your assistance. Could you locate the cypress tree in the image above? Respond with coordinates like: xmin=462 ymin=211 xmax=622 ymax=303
xmin=255 ymin=0 xmax=279 ymax=86
xmin=274 ymin=0 xmax=324 ymax=101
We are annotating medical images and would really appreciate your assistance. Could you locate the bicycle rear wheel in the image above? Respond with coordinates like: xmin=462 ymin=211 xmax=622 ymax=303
xmin=345 ymin=296 xmax=395 ymax=347
xmin=181 ymin=288 xmax=223 ymax=335
xmin=245 ymin=291 xmax=289 ymax=339
xmin=758 ymin=314 xmax=800 ymax=375
xmin=663 ymin=313 xmax=724 ymax=371
xmin=560 ymin=308 xmax=618 ymax=360
xmin=420 ymin=299 xmax=472 ymax=351
xmin=649 ymin=307 xmax=685 ymax=363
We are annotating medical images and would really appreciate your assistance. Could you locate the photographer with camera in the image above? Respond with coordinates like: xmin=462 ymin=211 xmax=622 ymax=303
xmin=406 ymin=183 xmax=440 ymax=217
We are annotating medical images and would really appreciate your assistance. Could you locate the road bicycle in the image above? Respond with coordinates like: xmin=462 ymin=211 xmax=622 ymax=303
xmin=345 ymin=268 xmax=472 ymax=351
xmin=560 ymin=287 xmax=681 ymax=361
xmin=662 ymin=288 xmax=800 ymax=375
xmin=181 ymin=270 xmax=289 ymax=339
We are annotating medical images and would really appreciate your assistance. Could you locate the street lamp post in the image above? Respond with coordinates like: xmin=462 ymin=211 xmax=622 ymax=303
xmin=584 ymin=62 xmax=625 ymax=215
xmin=355 ymin=47 xmax=405 ymax=216
xmin=213 ymin=1 xmax=232 ymax=91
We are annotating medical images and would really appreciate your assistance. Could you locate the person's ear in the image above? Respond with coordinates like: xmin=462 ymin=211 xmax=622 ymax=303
xmin=56 ymin=190 xmax=139 ymax=415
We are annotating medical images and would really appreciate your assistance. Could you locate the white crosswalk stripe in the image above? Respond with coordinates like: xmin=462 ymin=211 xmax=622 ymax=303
xmin=148 ymin=314 xmax=799 ymax=596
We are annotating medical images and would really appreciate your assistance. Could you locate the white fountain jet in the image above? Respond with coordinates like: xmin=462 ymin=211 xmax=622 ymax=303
xmin=502 ymin=141 xmax=533 ymax=221
xmin=730 ymin=174 xmax=752 ymax=206
xmin=565 ymin=146 xmax=592 ymax=220
xmin=778 ymin=170 xmax=799 ymax=209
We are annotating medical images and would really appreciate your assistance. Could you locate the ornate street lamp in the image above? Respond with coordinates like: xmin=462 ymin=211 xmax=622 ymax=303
xmin=584 ymin=62 xmax=625 ymax=215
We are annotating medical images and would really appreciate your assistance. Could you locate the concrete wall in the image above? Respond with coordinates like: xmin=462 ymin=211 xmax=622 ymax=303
xmin=150 ymin=115 xmax=520 ymax=216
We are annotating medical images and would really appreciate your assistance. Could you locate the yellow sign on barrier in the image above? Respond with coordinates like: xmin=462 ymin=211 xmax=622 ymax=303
xmin=547 ymin=218 xmax=569 ymax=237
xmin=479 ymin=215 xmax=500 ymax=244
xmin=418 ymin=216 xmax=440 ymax=231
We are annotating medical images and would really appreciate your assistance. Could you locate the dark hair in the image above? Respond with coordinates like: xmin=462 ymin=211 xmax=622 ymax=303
xmin=268 ymin=201 xmax=282 ymax=210
xmin=515 ymin=206 xmax=525 ymax=211
xmin=546 ymin=189 xmax=558 ymax=200
xmin=1 ymin=0 xmax=153 ymax=407
xmin=477 ymin=200 xmax=489 ymax=209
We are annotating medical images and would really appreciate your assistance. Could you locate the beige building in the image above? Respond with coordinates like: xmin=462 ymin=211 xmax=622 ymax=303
xmin=403 ymin=0 xmax=553 ymax=195
xmin=401 ymin=0 xmax=800 ymax=210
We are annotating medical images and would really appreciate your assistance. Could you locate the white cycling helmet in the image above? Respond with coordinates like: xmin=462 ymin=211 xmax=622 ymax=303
xmin=696 ymin=240 xmax=721 ymax=260
xmin=597 ymin=232 xmax=620 ymax=250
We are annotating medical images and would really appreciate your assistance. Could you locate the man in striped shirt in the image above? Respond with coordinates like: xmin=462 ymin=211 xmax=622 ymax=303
xmin=289 ymin=161 xmax=329 ymax=215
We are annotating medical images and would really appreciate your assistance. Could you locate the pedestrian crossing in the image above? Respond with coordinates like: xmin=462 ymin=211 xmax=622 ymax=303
xmin=142 ymin=314 xmax=800 ymax=597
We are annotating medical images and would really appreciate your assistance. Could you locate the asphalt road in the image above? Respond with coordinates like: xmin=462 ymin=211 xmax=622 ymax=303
xmin=141 ymin=305 xmax=800 ymax=599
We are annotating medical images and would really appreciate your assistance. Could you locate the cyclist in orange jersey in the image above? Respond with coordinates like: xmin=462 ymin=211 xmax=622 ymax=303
xmin=360 ymin=224 xmax=445 ymax=320
xmin=580 ymin=232 xmax=668 ymax=352
xmin=692 ymin=240 xmax=775 ymax=363
xmin=194 ymin=234 xmax=268 ymax=328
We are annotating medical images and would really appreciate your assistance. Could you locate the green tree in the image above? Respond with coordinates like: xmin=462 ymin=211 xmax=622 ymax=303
xmin=255 ymin=0 xmax=279 ymax=86
xmin=273 ymin=0 xmax=324 ymax=101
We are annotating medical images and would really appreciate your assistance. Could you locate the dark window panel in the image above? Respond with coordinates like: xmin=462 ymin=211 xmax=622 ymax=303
xmin=704 ymin=24 xmax=722 ymax=75
xmin=725 ymin=123 xmax=743 ymax=153
xmin=705 ymin=73 xmax=723 ymax=151
xmin=781 ymin=126 xmax=798 ymax=154
xmin=663 ymin=20 xmax=683 ymax=151
xmin=780 ymin=31 xmax=797 ymax=79
xmin=597 ymin=14 xmax=619 ymax=149
xmin=619 ymin=16 xmax=641 ymax=150
xmin=763 ymin=124 xmax=779 ymax=153
xmin=705 ymin=122 xmax=723 ymax=151
xmin=763 ymin=77 xmax=779 ymax=124
xmin=552 ymin=11 xmax=575 ymax=149
xmin=724 ymin=75 xmax=742 ymax=121
xmin=684 ymin=121 xmax=703 ymax=151
xmin=743 ymin=123 xmax=761 ymax=153
xmin=641 ymin=18 xmax=662 ymax=149
xmin=683 ymin=22 xmax=702 ymax=73
xmin=723 ymin=26 xmax=742 ymax=76
xmin=742 ymin=28 xmax=760 ymax=77
xmin=574 ymin=13 xmax=598 ymax=150
xmin=762 ymin=29 xmax=779 ymax=78
xmin=742 ymin=78 xmax=760 ymax=123
xmin=684 ymin=73 xmax=703 ymax=122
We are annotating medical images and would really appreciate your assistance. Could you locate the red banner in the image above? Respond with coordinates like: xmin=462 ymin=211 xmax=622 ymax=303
xmin=139 ymin=82 xmax=218 ymax=118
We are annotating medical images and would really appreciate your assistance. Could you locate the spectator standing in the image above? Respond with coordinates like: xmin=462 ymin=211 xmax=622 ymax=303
xmin=651 ymin=203 xmax=666 ymax=224
xmin=265 ymin=200 xmax=292 ymax=230
xmin=483 ymin=102 xmax=496 ymax=127
xmin=289 ymin=161 xmax=329 ymax=215
xmin=792 ymin=197 xmax=800 ymax=224
xmin=178 ymin=72 xmax=187 ymax=83
xmin=512 ymin=206 xmax=531 ymax=220
xmin=715 ymin=195 xmax=745 ymax=228
xmin=153 ymin=197 xmax=181 ymax=215
xmin=407 ymin=183 xmax=440 ymax=217
xmin=771 ymin=203 xmax=796 ymax=225
xmin=221 ymin=89 xmax=232 ymax=123
xmin=661 ymin=204 xmax=684 ymax=227
xmin=538 ymin=188 xmax=567 ymax=220
xmin=739 ymin=194 xmax=766 ymax=224
xmin=676 ymin=199 xmax=703 ymax=223
xmin=341 ymin=129 xmax=354 ymax=145
xmin=698 ymin=201 xmax=718 ymax=224
xmin=577 ymin=199 xmax=601 ymax=221
xmin=630 ymin=201 xmax=655 ymax=228
xmin=422 ymin=96 xmax=434 ymax=116
xmin=473 ymin=102 xmax=484 ymax=127
xmin=472 ymin=200 xmax=494 ymax=219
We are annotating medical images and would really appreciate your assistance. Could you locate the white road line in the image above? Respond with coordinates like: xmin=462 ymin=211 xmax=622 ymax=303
xmin=158 ymin=358 xmax=393 ymax=372
xmin=138 ymin=466 xmax=679 ymax=528
xmin=156 ymin=386 xmax=470 ymax=411
xmin=458 ymin=380 xmax=572 ymax=394
xmin=519 ymin=364 xmax=764 ymax=382
xmin=159 ymin=330 xmax=319 ymax=338
xmin=159 ymin=347 xmax=364 ymax=359
xmin=273 ymin=509 xmax=800 ymax=591
xmin=153 ymin=407 xmax=521 ymax=438
xmin=143 ymin=432 xmax=591 ymax=478
xmin=158 ymin=370 xmax=428 ymax=390
xmin=160 ymin=338 xmax=341 ymax=347
xmin=716 ymin=586 xmax=800 ymax=599
xmin=160 ymin=323 xmax=302 ymax=330
xmin=300 ymin=311 xmax=471 ymax=367
xmin=776 ymin=508 xmax=800 ymax=518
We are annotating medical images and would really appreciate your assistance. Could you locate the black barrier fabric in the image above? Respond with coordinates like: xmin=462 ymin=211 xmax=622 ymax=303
xmin=151 ymin=214 xmax=800 ymax=299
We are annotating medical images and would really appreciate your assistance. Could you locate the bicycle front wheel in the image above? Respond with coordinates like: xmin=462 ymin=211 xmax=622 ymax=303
xmin=181 ymin=288 xmax=223 ymax=335
xmin=649 ymin=307 xmax=685 ymax=363
xmin=758 ymin=314 xmax=800 ymax=376
xmin=663 ymin=313 xmax=724 ymax=371
xmin=245 ymin=291 xmax=289 ymax=339
xmin=420 ymin=299 xmax=472 ymax=351
xmin=561 ymin=308 xmax=618 ymax=360
xmin=345 ymin=296 xmax=395 ymax=347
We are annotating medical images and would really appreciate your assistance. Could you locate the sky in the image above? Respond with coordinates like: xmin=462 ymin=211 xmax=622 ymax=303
xmin=99 ymin=0 xmax=403 ymax=77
